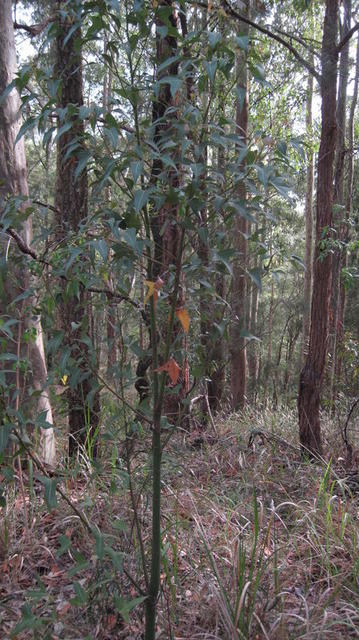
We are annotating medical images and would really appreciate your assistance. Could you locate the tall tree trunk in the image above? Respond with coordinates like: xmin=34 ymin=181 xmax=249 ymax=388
xmin=0 ymin=0 xmax=55 ymax=466
xmin=263 ymin=276 xmax=274 ymax=403
xmin=197 ymin=5 xmax=213 ymax=417
xmin=329 ymin=0 xmax=351 ymax=409
xmin=298 ymin=0 xmax=338 ymax=458
xmin=103 ymin=32 xmax=117 ymax=377
xmin=230 ymin=4 xmax=249 ymax=410
xmin=145 ymin=6 xmax=183 ymax=636
xmin=335 ymin=31 xmax=359 ymax=396
xmin=151 ymin=3 xmax=183 ymax=418
xmin=208 ymin=27 xmax=226 ymax=414
xmin=54 ymin=1 xmax=99 ymax=458
xmin=301 ymin=64 xmax=314 ymax=364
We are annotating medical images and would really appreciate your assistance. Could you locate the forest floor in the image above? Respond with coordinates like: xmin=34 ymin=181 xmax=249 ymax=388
xmin=1 ymin=406 xmax=359 ymax=639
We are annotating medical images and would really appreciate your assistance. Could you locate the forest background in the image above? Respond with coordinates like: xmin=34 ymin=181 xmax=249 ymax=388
xmin=1 ymin=0 xmax=359 ymax=638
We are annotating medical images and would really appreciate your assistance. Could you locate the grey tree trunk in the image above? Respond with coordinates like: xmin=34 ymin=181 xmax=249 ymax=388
xmin=230 ymin=6 xmax=249 ymax=410
xmin=0 ymin=0 xmax=55 ymax=465
xmin=335 ymin=31 xmax=359 ymax=394
xmin=301 ymin=65 xmax=314 ymax=364
xmin=329 ymin=0 xmax=351 ymax=409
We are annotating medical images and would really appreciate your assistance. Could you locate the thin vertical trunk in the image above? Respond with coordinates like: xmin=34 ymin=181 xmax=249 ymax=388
xmin=197 ymin=6 xmax=212 ymax=417
xmin=301 ymin=64 xmax=314 ymax=363
xmin=0 ymin=0 xmax=55 ymax=466
xmin=149 ymin=2 xmax=183 ymax=424
xmin=208 ymin=39 xmax=226 ymax=412
xmin=230 ymin=4 xmax=249 ymax=410
xmin=336 ymin=31 xmax=359 ymax=395
xmin=54 ymin=2 xmax=99 ymax=458
xmin=329 ymin=0 xmax=351 ymax=408
xmin=284 ymin=323 xmax=301 ymax=398
xmin=103 ymin=32 xmax=117 ymax=376
xmin=145 ymin=6 xmax=182 ymax=635
xmin=263 ymin=277 xmax=274 ymax=403
xmin=247 ymin=244 xmax=259 ymax=391
xmin=298 ymin=0 xmax=338 ymax=457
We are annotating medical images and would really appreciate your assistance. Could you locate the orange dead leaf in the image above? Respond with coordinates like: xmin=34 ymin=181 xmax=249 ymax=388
xmin=144 ymin=277 xmax=163 ymax=305
xmin=155 ymin=357 xmax=181 ymax=385
xmin=105 ymin=613 xmax=118 ymax=631
xmin=176 ymin=307 xmax=190 ymax=333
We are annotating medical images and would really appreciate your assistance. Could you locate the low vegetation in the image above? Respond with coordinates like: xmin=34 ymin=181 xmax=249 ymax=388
xmin=2 ymin=407 xmax=359 ymax=639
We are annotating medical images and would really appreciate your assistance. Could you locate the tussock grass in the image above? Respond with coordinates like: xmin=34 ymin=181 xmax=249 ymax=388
xmin=1 ymin=406 xmax=359 ymax=639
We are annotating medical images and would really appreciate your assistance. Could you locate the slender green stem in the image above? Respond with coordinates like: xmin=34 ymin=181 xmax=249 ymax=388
xmin=145 ymin=225 xmax=185 ymax=639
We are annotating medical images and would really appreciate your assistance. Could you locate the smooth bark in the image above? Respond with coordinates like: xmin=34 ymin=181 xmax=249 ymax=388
xmin=329 ymin=0 xmax=351 ymax=408
xmin=0 ymin=0 xmax=55 ymax=465
xmin=230 ymin=5 xmax=249 ymax=410
xmin=301 ymin=65 xmax=314 ymax=364
xmin=335 ymin=31 xmax=359 ymax=396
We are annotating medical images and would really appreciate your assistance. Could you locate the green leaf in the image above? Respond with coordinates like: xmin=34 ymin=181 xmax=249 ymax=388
xmin=35 ymin=411 xmax=53 ymax=430
xmin=0 ymin=353 xmax=18 ymax=362
xmin=11 ymin=604 xmax=40 ymax=635
xmin=240 ymin=329 xmax=261 ymax=342
xmin=54 ymin=121 xmax=72 ymax=142
xmin=57 ymin=534 xmax=72 ymax=557
xmin=14 ymin=117 xmax=38 ymax=145
xmin=91 ymin=239 xmax=108 ymax=262
xmin=130 ymin=160 xmax=143 ymax=184
xmin=104 ymin=126 xmax=119 ymax=149
xmin=157 ymin=55 xmax=182 ymax=74
xmin=235 ymin=35 xmax=249 ymax=52
xmin=248 ymin=268 xmax=262 ymax=292
xmin=270 ymin=176 xmax=291 ymax=199
xmin=214 ymin=249 xmax=235 ymax=275
xmin=74 ymin=151 xmax=91 ymax=180
xmin=0 ymin=424 xmax=11 ymax=454
xmin=105 ymin=545 xmax=124 ymax=570
xmin=93 ymin=530 xmax=105 ymax=560
xmin=208 ymin=32 xmax=221 ymax=49
xmin=204 ymin=59 xmax=217 ymax=83
xmin=37 ymin=475 xmax=57 ymax=510
xmin=70 ymin=581 xmax=88 ymax=605
xmin=114 ymin=595 xmax=147 ymax=622
xmin=0 ymin=79 xmax=16 ymax=105
xmin=133 ymin=189 xmax=151 ymax=213
xmin=157 ymin=75 xmax=182 ymax=98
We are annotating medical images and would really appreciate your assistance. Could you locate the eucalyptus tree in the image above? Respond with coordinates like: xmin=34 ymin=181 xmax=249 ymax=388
xmin=230 ymin=1 xmax=250 ymax=410
xmin=298 ymin=0 xmax=339 ymax=456
xmin=0 ymin=0 xmax=55 ymax=465
xmin=329 ymin=0 xmax=352 ymax=410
